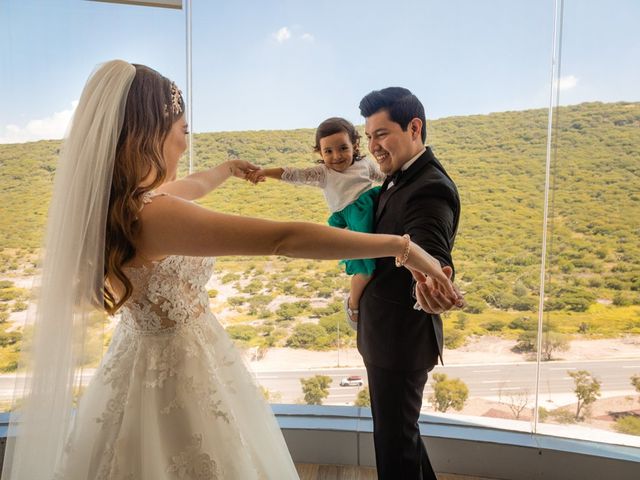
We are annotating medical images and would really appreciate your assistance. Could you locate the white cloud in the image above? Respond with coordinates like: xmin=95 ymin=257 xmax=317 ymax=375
xmin=555 ymin=75 xmax=578 ymax=91
xmin=273 ymin=27 xmax=291 ymax=44
xmin=271 ymin=27 xmax=315 ymax=44
xmin=0 ymin=100 xmax=78 ymax=144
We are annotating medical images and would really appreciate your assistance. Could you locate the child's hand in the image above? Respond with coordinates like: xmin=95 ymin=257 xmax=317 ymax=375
xmin=228 ymin=160 xmax=260 ymax=179
xmin=246 ymin=169 xmax=266 ymax=184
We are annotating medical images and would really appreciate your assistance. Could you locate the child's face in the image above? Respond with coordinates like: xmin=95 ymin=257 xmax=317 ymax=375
xmin=319 ymin=131 xmax=354 ymax=172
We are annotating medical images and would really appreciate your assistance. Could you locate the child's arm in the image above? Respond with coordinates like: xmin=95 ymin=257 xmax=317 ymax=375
xmin=262 ymin=167 xmax=285 ymax=179
xmin=367 ymin=157 xmax=387 ymax=183
xmin=248 ymin=165 xmax=327 ymax=188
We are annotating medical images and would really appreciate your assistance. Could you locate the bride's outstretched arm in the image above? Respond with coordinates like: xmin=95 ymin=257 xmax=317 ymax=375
xmin=157 ymin=160 xmax=258 ymax=200
xmin=137 ymin=195 xmax=462 ymax=303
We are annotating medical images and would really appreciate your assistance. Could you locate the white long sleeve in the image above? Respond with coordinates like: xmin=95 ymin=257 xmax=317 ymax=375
xmin=281 ymin=158 xmax=384 ymax=213
xmin=281 ymin=165 xmax=327 ymax=188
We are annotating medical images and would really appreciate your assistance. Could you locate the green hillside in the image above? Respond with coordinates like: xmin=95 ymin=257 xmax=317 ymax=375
xmin=0 ymin=102 xmax=639 ymax=335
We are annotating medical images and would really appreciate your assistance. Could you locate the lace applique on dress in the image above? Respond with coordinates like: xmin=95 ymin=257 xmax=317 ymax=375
xmin=141 ymin=189 xmax=168 ymax=206
xmin=121 ymin=256 xmax=214 ymax=332
xmin=166 ymin=434 xmax=220 ymax=479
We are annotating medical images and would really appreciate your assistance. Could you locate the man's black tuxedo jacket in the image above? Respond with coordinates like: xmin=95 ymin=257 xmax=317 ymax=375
xmin=357 ymin=147 xmax=460 ymax=371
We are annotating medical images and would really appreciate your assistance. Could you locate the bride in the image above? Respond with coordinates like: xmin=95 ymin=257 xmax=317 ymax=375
xmin=2 ymin=60 xmax=461 ymax=479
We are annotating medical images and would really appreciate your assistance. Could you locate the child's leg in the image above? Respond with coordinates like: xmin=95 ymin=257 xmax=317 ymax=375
xmin=348 ymin=273 xmax=372 ymax=320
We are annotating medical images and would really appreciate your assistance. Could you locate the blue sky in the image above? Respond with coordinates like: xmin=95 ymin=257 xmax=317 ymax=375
xmin=1 ymin=0 xmax=638 ymax=143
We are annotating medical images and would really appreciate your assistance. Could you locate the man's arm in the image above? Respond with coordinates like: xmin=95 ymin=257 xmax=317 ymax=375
xmin=404 ymin=184 xmax=461 ymax=312
xmin=404 ymin=185 xmax=457 ymax=273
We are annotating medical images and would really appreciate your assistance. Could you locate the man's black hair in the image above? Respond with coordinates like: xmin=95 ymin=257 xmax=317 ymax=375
xmin=359 ymin=87 xmax=426 ymax=143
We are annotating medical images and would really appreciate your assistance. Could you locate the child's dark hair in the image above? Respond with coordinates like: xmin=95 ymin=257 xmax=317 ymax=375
xmin=313 ymin=117 xmax=363 ymax=164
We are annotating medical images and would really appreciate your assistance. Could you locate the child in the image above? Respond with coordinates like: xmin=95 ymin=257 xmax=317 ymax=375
xmin=247 ymin=117 xmax=385 ymax=329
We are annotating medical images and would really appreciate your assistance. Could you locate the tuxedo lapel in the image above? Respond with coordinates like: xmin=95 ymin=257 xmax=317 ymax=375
xmin=375 ymin=183 xmax=396 ymax=222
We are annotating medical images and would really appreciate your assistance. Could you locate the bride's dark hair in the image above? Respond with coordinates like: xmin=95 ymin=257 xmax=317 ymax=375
xmin=104 ymin=64 xmax=184 ymax=315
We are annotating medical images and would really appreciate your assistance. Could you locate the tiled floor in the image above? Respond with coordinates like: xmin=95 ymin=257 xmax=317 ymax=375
xmin=295 ymin=464 xmax=496 ymax=480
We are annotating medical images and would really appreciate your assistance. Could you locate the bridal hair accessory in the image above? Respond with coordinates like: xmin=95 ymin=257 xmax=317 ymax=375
xmin=395 ymin=233 xmax=411 ymax=267
xmin=165 ymin=81 xmax=183 ymax=116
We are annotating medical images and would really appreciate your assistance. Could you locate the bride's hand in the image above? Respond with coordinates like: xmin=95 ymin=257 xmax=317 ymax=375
xmin=228 ymin=159 xmax=260 ymax=179
xmin=403 ymin=241 xmax=463 ymax=308
xmin=410 ymin=266 xmax=465 ymax=313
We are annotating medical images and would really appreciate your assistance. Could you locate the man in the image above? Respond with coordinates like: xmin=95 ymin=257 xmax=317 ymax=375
xmin=357 ymin=87 xmax=461 ymax=479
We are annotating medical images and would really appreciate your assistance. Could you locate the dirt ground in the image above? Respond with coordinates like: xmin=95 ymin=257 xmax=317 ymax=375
xmin=445 ymin=392 xmax=640 ymax=438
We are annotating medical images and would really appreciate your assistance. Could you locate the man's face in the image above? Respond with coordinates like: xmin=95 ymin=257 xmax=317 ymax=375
xmin=365 ymin=110 xmax=418 ymax=175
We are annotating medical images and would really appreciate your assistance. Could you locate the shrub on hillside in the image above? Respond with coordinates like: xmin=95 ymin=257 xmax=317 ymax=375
xmin=614 ymin=416 xmax=640 ymax=436
xmin=513 ymin=331 xmax=536 ymax=353
xmin=509 ymin=316 xmax=536 ymax=331
xmin=482 ymin=320 xmax=506 ymax=332
xmin=221 ymin=273 xmax=240 ymax=284
xmin=463 ymin=298 xmax=485 ymax=314
xmin=454 ymin=312 xmax=468 ymax=330
xmin=613 ymin=293 xmax=633 ymax=306
xmin=227 ymin=296 xmax=246 ymax=307
xmin=276 ymin=302 xmax=304 ymax=321
xmin=286 ymin=323 xmax=328 ymax=349
xmin=246 ymin=295 xmax=272 ymax=315
xmin=226 ymin=324 xmax=258 ymax=342
xmin=319 ymin=314 xmax=354 ymax=338
xmin=12 ymin=301 xmax=27 ymax=312
xmin=444 ymin=329 xmax=466 ymax=349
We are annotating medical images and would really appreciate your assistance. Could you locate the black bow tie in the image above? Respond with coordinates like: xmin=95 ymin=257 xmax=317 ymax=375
xmin=388 ymin=169 xmax=403 ymax=186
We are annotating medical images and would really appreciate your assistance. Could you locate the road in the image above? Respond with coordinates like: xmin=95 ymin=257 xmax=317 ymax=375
xmin=252 ymin=358 xmax=640 ymax=405
xmin=0 ymin=359 xmax=638 ymax=405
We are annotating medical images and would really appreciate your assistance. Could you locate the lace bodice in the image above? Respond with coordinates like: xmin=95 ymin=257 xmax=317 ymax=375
xmin=120 ymin=191 xmax=216 ymax=333
xmin=121 ymin=255 xmax=216 ymax=333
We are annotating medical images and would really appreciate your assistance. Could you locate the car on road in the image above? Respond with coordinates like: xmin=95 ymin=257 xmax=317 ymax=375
xmin=340 ymin=375 xmax=364 ymax=387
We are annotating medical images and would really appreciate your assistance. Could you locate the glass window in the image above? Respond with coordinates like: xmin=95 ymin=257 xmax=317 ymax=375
xmin=1 ymin=0 xmax=639 ymax=455
xmin=537 ymin=0 xmax=640 ymax=446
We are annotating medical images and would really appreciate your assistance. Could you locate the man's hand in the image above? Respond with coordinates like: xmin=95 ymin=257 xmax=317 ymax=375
xmin=410 ymin=266 xmax=464 ymax=314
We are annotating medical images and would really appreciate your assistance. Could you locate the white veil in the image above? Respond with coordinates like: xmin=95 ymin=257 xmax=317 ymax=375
xmin=2 ymin=60 xmax=136 ymax=480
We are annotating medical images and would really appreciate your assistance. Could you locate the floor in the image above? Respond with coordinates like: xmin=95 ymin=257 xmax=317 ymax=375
xmin=295 ymin=464 xmax=497 ymax=480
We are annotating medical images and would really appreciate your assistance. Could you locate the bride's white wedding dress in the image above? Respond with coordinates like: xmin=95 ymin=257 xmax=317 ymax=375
xmin=55 ymin=193 xmax=299 ymax=480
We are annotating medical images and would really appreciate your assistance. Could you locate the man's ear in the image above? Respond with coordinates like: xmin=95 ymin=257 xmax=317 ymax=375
xmin=409 ymin=118 xmax=423 ymax=140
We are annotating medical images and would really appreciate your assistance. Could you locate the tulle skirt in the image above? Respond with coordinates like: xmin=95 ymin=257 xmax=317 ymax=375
xmin=54 ymin=313 xmax=299 ymax=480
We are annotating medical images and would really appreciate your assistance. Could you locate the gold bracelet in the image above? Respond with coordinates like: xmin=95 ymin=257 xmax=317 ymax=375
xmin=395 ymin=234 xmax=411 ymax=267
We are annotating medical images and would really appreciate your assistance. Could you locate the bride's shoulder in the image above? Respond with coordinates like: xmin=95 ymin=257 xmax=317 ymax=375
xmin=136 ymin=191 xmax=205 ymax=234
xmin=137 ymin=191 xmax=199 ymax=222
